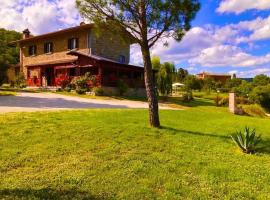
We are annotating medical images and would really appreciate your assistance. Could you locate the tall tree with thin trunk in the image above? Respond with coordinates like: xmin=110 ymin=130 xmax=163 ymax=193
xmin=76 ymin=0 xmax=200 ymax=127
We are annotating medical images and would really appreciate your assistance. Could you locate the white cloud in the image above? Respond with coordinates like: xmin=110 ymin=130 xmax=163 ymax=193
xmin=130 ymin=27 xmax=221 ymax=65
xmin=217 ymin=0 xmax=270 ymax=14
xmin=237 ymin=68 xmax=270 ymax=77
xmin=189 ymin=45 xmax=270 ymax=67
xmin=131 ymin=16 xmax=270 ymax=68
xmin=130 ymin=44 xmax=143 ymax=66
xmin=235 ymin=16 xmax=270 ymax=43
xmin=149 ymin=27 xmax=221 ymax=63
xmin=0 ymin=0 xmax=81 ymax=35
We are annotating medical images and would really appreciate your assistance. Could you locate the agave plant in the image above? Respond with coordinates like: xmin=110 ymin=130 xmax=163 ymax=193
xmin=231 ymin=127 xmax=261 ymax=154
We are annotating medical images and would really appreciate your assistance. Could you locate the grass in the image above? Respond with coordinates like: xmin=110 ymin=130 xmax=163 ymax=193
xmin=1 ymin=101 xmax=270 ymax=199
xmin=192 ymin=91 xmax=228 ymax=100
xmin=0 ymin=89 xmax=16 ymax=96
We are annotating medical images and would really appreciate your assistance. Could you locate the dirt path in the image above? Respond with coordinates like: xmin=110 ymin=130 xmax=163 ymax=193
xmin=0 ymin=92 xmax=177 ymax=113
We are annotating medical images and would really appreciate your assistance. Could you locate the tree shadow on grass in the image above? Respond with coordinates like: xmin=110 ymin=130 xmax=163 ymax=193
xmin=0 ymin=188 xmax=110 ymax=200
xmin=161 ymin=126 xmax=230 ymax=141
xmin=162 ymin=126 xmax=270 ymax=155
xmin=162 ymin=97 xmax=215 ymax=108
xmin=257 ymin=138 xmax=270 ymax=154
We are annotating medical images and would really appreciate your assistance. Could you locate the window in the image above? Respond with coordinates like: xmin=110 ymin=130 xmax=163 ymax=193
xmin=69 ymin=68 xmax=76 ymax=76
xmin=119 ymin=55 xmax=125 ymax=64
xmin=44 ymin=42 xmax=53 ymax=53
xmin=28 ymin=45 xmax=37 ymax=56
xmin=68 ymin=38 xmax=79 ymax=50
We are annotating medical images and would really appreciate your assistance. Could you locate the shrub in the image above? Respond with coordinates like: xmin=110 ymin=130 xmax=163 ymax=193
xmin=214 ymin=96 xmax=228 ymax=107
xmin=181 ymin=91 xmax=193 ymax=102
xmin=15 ymin=72 xmax=26 ymax=88
xmin=231 ymin=127 xmax=261 ymax=154
xmin=1 ymin=83 xmax=11 ymax=88
xmin=249 ymin=84 xmax=270 ymax=112
xmin=59 ymin=78 xmax=70 ymax=90
xmin=71 ymin=73 xmax=94 ymax=94
xmin=117 ymin=79 xmax=128 ymax=96
xmin=93 ymin=87 xmax=104 ymax=96
xmin=76 ymin=88 xmax=88 ymax=94
xmin=242 ymin=104 xmax=267 ymax=118
xmin=236 ymin=96 xmax=250 ymax=105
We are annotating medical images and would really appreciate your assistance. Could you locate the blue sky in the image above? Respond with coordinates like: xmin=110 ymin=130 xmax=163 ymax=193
xmin=1 ymin=0 xmax=270 ymax=77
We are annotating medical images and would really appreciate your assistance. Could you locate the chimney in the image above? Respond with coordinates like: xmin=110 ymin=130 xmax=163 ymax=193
xmin=22 ymin=29 xmax=30 ymax=39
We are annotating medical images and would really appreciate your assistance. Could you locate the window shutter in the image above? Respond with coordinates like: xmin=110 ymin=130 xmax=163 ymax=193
xmin=34 ymin=45 xmax=37 ymax=55
xmin=44 ymin=44 xmax=46 ymax=53
xmin=28 ymin=46 xmax=31 ymax=55
xmin=68 ymin=39 xmax=71 ymax=50
xmin=50 ymin=43 xmax=53 ymax=53
xmin=75 ymin=38 xmax=79 ymax=49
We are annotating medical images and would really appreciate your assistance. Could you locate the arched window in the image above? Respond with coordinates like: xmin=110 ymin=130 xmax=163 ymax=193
xmin=119 ymin=55 xmax=125 ymax=64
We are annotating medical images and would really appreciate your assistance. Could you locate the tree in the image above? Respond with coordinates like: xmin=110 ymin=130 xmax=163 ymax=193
xmin=76 ymin=0 xmax=200 ymax=127
xmin=249 ymin=84 xmax=270 ymax=112
xmin=0 ymin=29 xmax=21 ymax=84
xmin=225 ymin=78 xmax=242 ymax=90
xmin=157 ymin=62 xmax=174 ymax=96
xmin=234 ymin=80 xmax=253 ymax=97
xmin=184 ymin=75 xmax=201 ymax=91
xmin=177 ymin=68 xmax=189 ymax=82
xmin=253 ymin=74 xmax=270 ymax=86
xmin=202 ymin=77 xmax=215 ymax=93
xmin=151 ymin=56 xmax=161 ymax=70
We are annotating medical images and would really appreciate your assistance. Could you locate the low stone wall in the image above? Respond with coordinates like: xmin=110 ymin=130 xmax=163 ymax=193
xmin=102 ymin=86 xmax=146 ymax=97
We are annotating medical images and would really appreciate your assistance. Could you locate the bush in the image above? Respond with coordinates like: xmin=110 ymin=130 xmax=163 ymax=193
xmin=15 ymin=72 xmax=26 ymax=88
xmin=71 ymin=73 xmax=93 ymax=94
xmin=117 ymin=79 xmax=128 ymax=96
xmin=75 ymin=88 xmax=88 ymax=94
xmin=181 ymin=92 xmax=193 ymax=102
xmin=1 ymin=83 xmax=11 ymax=88
xmin=93 ymin=87 xmax=104 ymax=96
xmin=242 ymin=104 xmax=267 ymax=118
xmin=231 ymin=127 xmax=261 ymax=154
xmin=59 ymin=78 xmax=70 ymax=90
xmin=249 ymin=85 xmax=270 ymax=112
xmin=214 ymin=96 xmax=228 ymax=107
xmin=236 ymin=96 xmax=250 ymax=105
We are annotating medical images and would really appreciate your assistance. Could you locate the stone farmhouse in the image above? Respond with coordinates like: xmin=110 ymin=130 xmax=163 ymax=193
xmin=12 ymin=23 xmax=146 ymax=95
xmin=196 ymin=72 xmax=232 ymax=83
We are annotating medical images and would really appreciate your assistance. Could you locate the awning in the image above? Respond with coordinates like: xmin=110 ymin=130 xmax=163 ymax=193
xmin=80 ymin=65 xmax=94 ymax=68
xmin=55 ymin=65 xmax=76 ymax=70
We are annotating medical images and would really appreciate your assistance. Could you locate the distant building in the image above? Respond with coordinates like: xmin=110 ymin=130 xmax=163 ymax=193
xmin=196 ymin=72 xmax=232 ymax=83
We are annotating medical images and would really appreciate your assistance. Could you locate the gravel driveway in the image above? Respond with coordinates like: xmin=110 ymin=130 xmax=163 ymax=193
xmin=0 ymin=92 xmax=174 ymax=113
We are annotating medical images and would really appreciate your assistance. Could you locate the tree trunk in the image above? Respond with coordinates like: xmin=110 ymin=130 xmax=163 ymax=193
xmin=141 ymin=45 xmax=160 ymax=128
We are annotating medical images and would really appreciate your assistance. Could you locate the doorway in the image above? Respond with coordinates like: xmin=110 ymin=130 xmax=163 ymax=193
xmin=45 ymin=67 xmax=54 ymax=86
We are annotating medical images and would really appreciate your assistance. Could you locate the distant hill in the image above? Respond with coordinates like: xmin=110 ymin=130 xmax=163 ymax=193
xmin=0 ymin=28 xmax=21 ymax=84
xmin=240 ymin=78 xmax=253 ymax=82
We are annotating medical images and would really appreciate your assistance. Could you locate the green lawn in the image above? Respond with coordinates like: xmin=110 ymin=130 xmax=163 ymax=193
xmin=1 ymin=101 xmax=270 ymax=199
xmin=0 ymin=89 xmax=16 ymax=96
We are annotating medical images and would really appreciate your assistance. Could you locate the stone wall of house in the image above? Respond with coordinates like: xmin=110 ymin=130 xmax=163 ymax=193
xmin=91 ymin=30 xmax=130 ymax=64
xmin=20 ymin=29 xmax=90 ymax=76
xmin=20 ymin=27 xmax=131 ymax=78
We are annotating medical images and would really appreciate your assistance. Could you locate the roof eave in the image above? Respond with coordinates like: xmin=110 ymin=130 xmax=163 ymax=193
xmin=10 ymin=24 xmax=94 ymax=45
